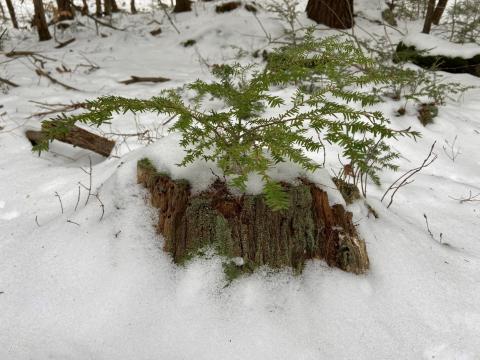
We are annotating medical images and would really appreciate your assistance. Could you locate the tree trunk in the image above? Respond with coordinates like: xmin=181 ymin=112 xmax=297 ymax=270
xmin=137 ymin=159 xmax=370 ymax=275
xmin=130 ymin=0 xmax=137 ymax=14
xmin=5 ymin=0 xmax=19 ymax=29
xmin=104 ymin=0 xmax=111 ymax=15
xmin=432 ymin=0 xmax=448 ymax=25
xmin=422 ymin=0 xmax=436 ymax=34
xmin=56 ymin=0 xmax=74 ymax=21
xmin=32 ymin=0 xmax=52 ymax=41
xmin=26 ymin=124 xmax=115 ymax=157
xmin=173 ymin=0 xmax=191 ymax=13
xmin=306 ymin=0 xmax=354 ymax=29
xmin=81 ymin=0 xmax=89 ymax=15
xmin=95 ymin=0 xmax=102 ymax=16
xmin=111 ymin=0 xmax=119 ymax=12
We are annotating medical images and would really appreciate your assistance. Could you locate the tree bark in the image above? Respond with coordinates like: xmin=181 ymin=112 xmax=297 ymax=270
xmin=26 ymin=124 xmax=115 ymax=157
xmin=32 ymin=0 xmax=52 ymax=41
xmin=111 ymin=0 xmax=120 ymax=12
xmin=80 ymin=0 xmax=88 ymax=15
xmin=5 ymin=0 xmax=19 ymax=29
xmin=56 ymin=0 xmax=74 ymax=21
xmin=137 ymin=160 xmax=370 ymax=275
xmin=104 ymin=0 xmax=111 ymax=16
xmin=432 ymin=0 xmax=448 ymax=25
xmin=422 ymin=0 xmax=437 ymax=34
xmin=95 ymin=0 xmax=102 ymax=17
xmin=173 ymin=0 xmax=191 ymax=13
xmin=306 ymin=0 xmax=354 ymax=29
xmin=130 ymin=0 xmax=137 ymax=14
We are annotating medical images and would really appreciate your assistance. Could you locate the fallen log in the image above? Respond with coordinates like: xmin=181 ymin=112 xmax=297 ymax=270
xmin=119 ymin=75 xmax=170 ymax=85
xmin=137 ymin=158 xmax=370 ymax=276
xmin=26 ymin=123 xmax=115 ymax=157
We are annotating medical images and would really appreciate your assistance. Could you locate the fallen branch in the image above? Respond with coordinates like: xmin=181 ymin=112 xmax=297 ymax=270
xmin=26 ymin=124 xmax=115 ymax=157
xmin=0 ymin=77 xmax=18 ymax=87
xmin=55 ymin=38 xmax=76 ymax=49
xmin=35 ymin=68 xmax=79 ymax=91
xmin=119 ymin=75 xmax=170 ymax=85
xmin=5 ymin=50 xmax=56 ymax=62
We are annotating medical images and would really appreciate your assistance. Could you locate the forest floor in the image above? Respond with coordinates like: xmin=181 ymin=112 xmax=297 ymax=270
xmin=1 ymin=1 xmax=480 ymax=359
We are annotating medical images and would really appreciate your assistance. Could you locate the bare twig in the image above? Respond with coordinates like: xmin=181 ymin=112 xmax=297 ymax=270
xmin=54 ymin=191 xmax=64 ymax=214
xmin=28 ymin=101 xmax=87 ymax=118
xmin=442 ymin=135 xmax=461 ymax=162
xmin=381 ymin=142 xmax=438 ymax=208
xmin=34 ymin=67 xmax=80 ymax=91
xmin=67 ymin=219 xmax=80 ymax=226
xmin=74 ymin=185 xmax=81 ymax=211
xmin=449 ymin=190 xmax=480 ymax=204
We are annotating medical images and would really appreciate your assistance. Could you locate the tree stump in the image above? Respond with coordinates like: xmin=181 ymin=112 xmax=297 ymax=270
xmin=137 ymin=158 xmax=369 ymax=275
xmin=306 ymin=0 xmax=354 ymax=30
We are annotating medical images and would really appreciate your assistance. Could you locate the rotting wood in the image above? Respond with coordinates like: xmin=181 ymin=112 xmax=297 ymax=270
xmin=26 ymin=124 xmax=115 ymax=157
xmin=137 ymin=159 xmax=369 ymax=275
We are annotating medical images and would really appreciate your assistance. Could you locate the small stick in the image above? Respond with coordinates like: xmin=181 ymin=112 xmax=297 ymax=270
xmin=0 ymin=77 xmax=19 ymax=87
xmin=55 ymin=38 xmax=76 ymax=49
xmin=54 ymin=191 xmax=64 ymax=214
xmin=119 ymin=75 xmax=170 ymax=85
xmin=35 ymin=67 xmax=79 ymax=91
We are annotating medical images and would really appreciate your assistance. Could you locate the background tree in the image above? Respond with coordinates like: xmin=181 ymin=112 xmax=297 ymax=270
xmin=432 ymin=0 xmax=448 ymax=25
xmin=81 ymin=0 xmax=89 ymax=15
xmin=5 ymin=0 xmax=19 ymax=29
xmin=173 ymin=0 xmax=191 ymax=13
xmin=111 ymin=0 xmax=120 ymax=13
xmin=104 ymin=0 xmax=112 ymax=16
xmin=130 ymin=0 xmax=137 ymax=14
xmin=32 ymin=0 xmax=52 ymax=41
xmin=56 ymin=0 xmax=74 ymax=21
xmin=95 ymin=0 xmax=102 ymax=17
xmin=306 ymin=0 xmax=354 ymax=29
xmin=422 ymin=0 xmax=436 ymax=33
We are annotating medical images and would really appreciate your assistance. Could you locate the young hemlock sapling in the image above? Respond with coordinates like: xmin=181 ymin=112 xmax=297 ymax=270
xmin=34 ymin=34 xmax=420 ymax=210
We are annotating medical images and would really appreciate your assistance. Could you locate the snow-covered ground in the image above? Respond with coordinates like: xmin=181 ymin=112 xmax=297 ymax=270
xmin=1 ymin=1 xmax=480 ymax=359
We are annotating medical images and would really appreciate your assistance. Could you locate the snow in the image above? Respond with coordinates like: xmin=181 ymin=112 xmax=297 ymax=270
xmin=402 ymin=33 xmax=480 ymax=58
xmin=1 ymin=1 xmax=480 ymax=360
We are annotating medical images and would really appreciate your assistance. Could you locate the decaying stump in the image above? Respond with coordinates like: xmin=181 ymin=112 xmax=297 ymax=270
xmin=137 ymin=158 xmax=369 ymax=275
xmin=26 ymin=123 xmax=115 ymax=157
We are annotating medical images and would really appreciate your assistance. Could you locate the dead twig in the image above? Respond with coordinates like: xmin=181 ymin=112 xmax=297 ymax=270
xmin=381 ymin=142 xmax=437 ymax=208
xmin=449 ymin=190 xmax=480 ymax=204
xmin=55 ymin=38 xmax=76 ymax=49
xmin=28 ymin=100 xmax=87 ymax=118
xmin=0 ymin=77 xmax=18 ymax=87
xmin=34 ymin=67 xmax=80 ymax=91
xmin=54 ymin=191 xmax=64 ymax=214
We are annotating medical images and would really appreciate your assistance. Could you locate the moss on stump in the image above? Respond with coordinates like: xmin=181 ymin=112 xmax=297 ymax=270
xmin=394 ymin=42 xmax=480 ymax=77
xmin=137 ymin=158 xmax=369 ymax=275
